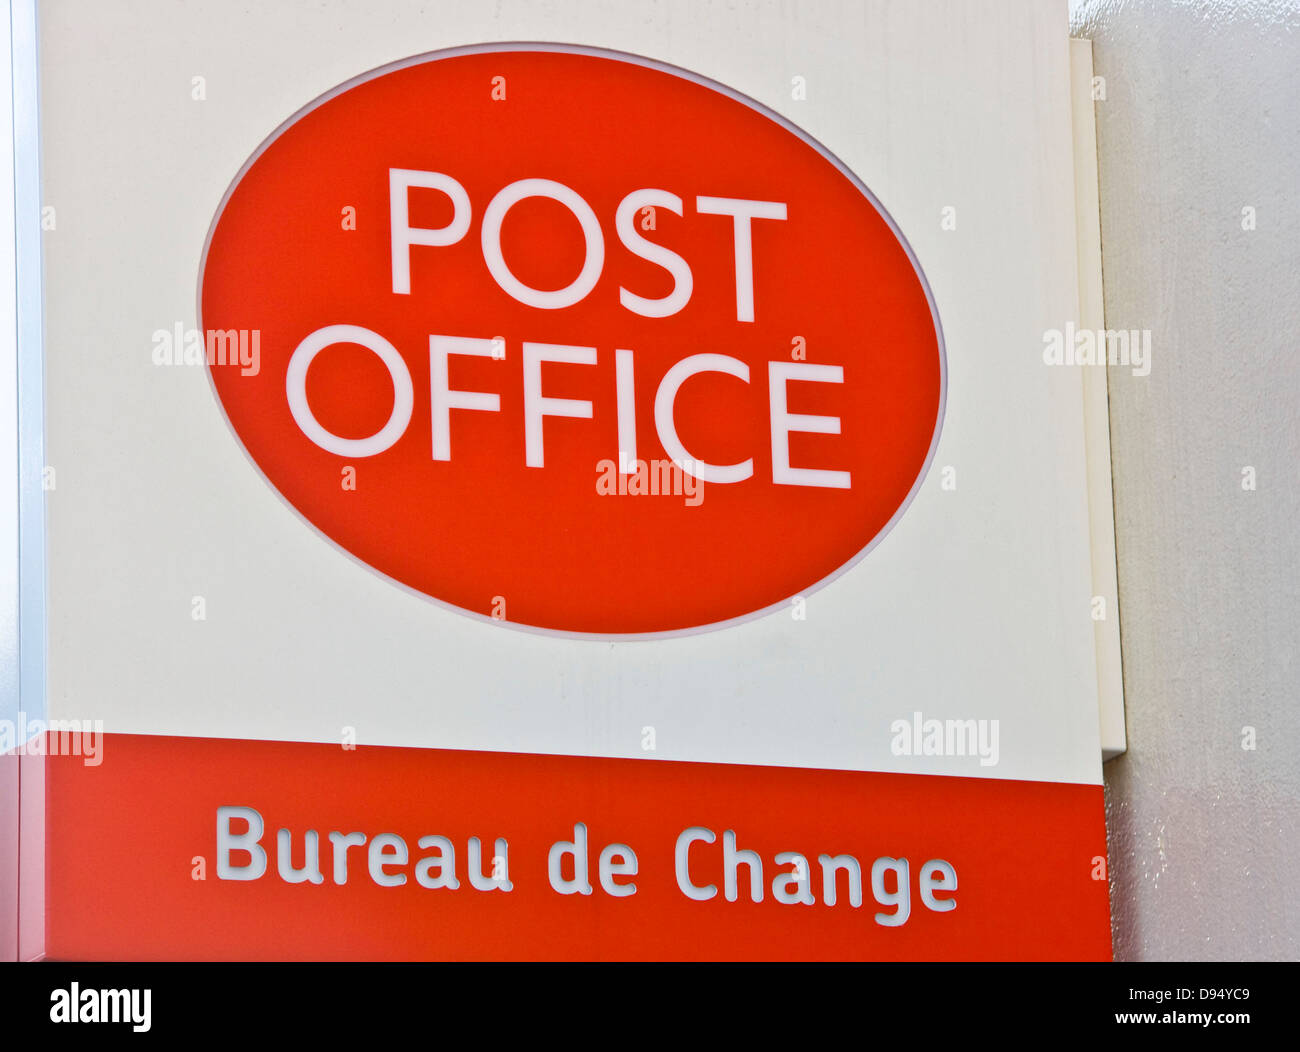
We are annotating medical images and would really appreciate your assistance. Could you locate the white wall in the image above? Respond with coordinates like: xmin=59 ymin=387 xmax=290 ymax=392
xmin=1072 ymin=0 xmax=1300 ymax=960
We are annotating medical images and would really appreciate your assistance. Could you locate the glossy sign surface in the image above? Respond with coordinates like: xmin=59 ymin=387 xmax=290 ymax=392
xmin=200 ymin=45 xmax=944 ymax=636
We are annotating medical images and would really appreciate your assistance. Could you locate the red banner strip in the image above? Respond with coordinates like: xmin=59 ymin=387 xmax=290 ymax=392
xmin=44 ymin=734 xmax=1112 ymax=960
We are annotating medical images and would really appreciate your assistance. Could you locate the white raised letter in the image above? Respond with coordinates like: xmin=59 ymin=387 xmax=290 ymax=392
xmin=654 ymin=354 xmax=753 ymax=484
xmin=919 ymin=859 xmax=957 ymax=912
xmin=675 ymin=827 xmax=717 ymax=901
xmin=548 ymin=822 xmax=593 ymax=895
xmin=768 ymin=362 xmax=850 ymax=489
xmin=368 ymin=833 xmax=409 ymax=887
xmin=615 ymin=348 xmax=637 ymax=473
xmin=523 ymin=343 xmax=596 ymax=468
xmin=872 ymin=856 xmax=911 ymax=927
xmin=616 ymin=189 xmax=693 ymax=317
xmin=217 ymin=805 xmax=266 ymax=881
xmin=390 ymin=169 xmax=471 ymax=295
xmin=695 ymin=196 xmax=787 ymax=322
xmin=287 ymin=325 xmax=413 ymax=457
xmin=329 ymin=831 xmax=368 ymax=885
xmin=723 ymin=829 xmax=763 ymax=903
xmin=430 ymin=335 xmax=503 ymax=461
xmin=819 ymin=853 xmax=863 ymax=907
xmin=276 ymin=829 xmax=325 ymax=885
xmin=482 ymin=179 xmax=604 ymax=308
xmin=599 ymin=843 xmax=639 ymax=897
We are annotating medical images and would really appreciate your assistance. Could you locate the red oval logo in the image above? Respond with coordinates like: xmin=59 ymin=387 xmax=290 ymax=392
xmin=200 ymin=44 xmax=945 ymax=637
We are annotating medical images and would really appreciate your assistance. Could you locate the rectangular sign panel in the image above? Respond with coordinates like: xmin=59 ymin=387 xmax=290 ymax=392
xmin=21 ymin=0 xmax=1114 ymax=960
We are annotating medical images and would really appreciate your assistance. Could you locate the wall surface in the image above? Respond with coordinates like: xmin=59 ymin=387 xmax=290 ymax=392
xmin=1072 ymin=0 xmax=1300 ymax=960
